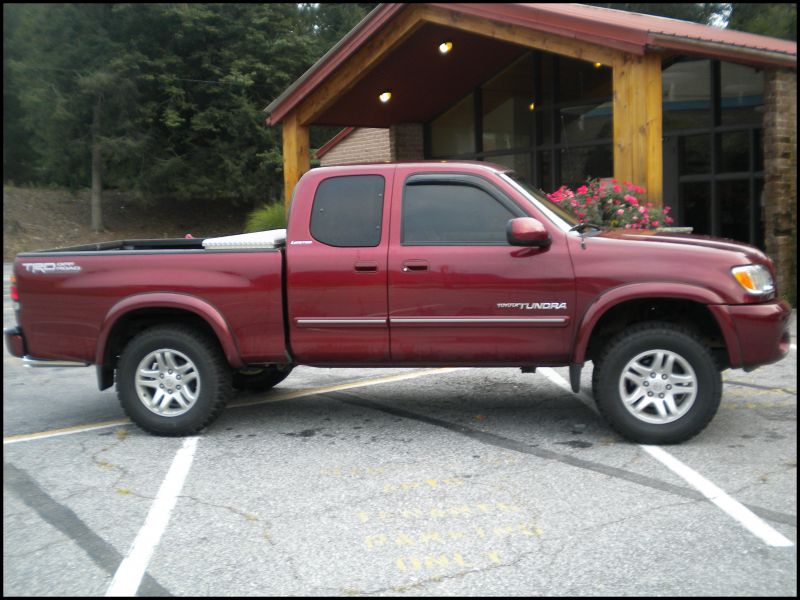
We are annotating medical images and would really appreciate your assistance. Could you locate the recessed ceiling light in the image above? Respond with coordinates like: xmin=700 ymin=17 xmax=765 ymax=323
xmin=438 ymin=41 xmax=453 ymax=54
xmin=379 ymin=91 xmax=392 ymax=103
xmin=594 ymin=62 xmax=603 ymax=68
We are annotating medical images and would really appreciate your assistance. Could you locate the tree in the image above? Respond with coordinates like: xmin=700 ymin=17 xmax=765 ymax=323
xmin=727 ymin=3 xmax=796 ymax=41
xmin=5 ymin=4 xmax=142 ymax=230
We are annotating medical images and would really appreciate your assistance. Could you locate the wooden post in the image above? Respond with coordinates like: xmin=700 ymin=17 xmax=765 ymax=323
xmin=282 ymin=111 xmax=310 ymax=210
xmin=612 ymin=54 xmax=663 ymax=205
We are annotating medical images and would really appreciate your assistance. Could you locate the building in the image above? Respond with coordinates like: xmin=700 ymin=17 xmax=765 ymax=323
xmin=264 ymin=3 xmax=797 ymax=299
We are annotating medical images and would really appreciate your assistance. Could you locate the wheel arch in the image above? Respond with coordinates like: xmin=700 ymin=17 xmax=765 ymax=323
xmin=573 ymin=283 xmax=741 ymax=369
xmin=96 ymin=293 xmax=244 ymax=380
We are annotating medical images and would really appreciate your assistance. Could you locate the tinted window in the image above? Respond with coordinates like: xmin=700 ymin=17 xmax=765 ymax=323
xmin=310 ymin=175 xmax=384 ymax=247
xmin=402 ymin=182 xmax=516 ymax=244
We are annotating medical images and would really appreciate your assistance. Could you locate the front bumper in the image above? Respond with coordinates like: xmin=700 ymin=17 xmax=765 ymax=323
xmin=712 ymin=299 xmax=792 ymax=370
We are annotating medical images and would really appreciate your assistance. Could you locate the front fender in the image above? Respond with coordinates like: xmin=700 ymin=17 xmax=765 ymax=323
xmin=571 ymin=283 xmax=740 ymax=365
xmin=95 ymin=292 xmax=244 ymax=369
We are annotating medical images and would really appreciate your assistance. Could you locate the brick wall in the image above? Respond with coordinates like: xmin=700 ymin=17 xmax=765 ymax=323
xmin=319 ymin=128 xmax=391 ymax=166
xmin=390 ymin=124 xmax=424 ymax=161
xmin=763 ymin=69 xmax=797 ymax=303
xmin=319 ymin=124 xmax=424 ymax=167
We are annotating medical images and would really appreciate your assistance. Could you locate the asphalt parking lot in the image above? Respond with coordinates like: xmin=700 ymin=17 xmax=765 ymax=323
xmin=3 ymin=262 xmax=797 ymax=596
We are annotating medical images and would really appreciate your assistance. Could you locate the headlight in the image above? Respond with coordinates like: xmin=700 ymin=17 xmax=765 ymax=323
xmin=731 ymin=264 xmax=774 ymax=295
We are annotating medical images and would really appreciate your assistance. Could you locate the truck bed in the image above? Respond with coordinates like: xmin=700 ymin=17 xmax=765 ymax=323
xmin=13 ymin=245 xmax=287 ymax=366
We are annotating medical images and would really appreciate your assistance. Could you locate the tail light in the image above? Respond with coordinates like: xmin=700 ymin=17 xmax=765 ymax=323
xmin=10 ymin=273 xmax=19 ymax=304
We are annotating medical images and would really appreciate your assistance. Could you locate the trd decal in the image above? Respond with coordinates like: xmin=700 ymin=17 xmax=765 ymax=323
xmin=22 ymin=262 xmax=82 ymax=274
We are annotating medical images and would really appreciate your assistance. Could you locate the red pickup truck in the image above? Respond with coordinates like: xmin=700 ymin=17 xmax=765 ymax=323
xmin=5 ymin=162 xmax=791 ymax=443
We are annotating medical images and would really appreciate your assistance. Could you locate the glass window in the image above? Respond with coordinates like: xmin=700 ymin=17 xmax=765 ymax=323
xmin=559 ymin=144 xmax=613 ymax=189
xmin=430 ymin=94 xmax=475 ymax=157
xmin=755 ymin=177 xmax=764 ymax=249
xmin=310 ymin=175 xmax=384 ymax=247
xmin=486 ymin=154 xmax=532 ymax=185
xmin=718 ymin=131 xmax=750 ymax=173
xmin=679 ymin=135 xmax=711 ymax=175
xmin=557 ymin=56 xmax=611 ymax=102
xmin=663 ymin=59 xmax=711 ymax=132
xmin=402 ymin=182 xmax=515 ymax=244
xmin=482 ymin=54 xmax=535 ymax=152
xmin=721 ymin=62 xmax=764 ymax=126
xmin=539 ymin=150 xmax=553 ymax=193
xmin=680 ymin=182 xmax=711 ymax=235
xmin=538 ymin=53 xmax=555 ymax=107
xmin=719 ymin=180 xmax=751 ymax=243
xmin=538 ymin=107 xmax=555 ymax=146
xmin=754 ymin=129 xmax=763 ymax=172
xmin=559 ymin=102 xmax=613 ymax=144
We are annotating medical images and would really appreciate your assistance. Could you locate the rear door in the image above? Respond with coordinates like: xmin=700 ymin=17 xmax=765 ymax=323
xmin=388 ymin=168 xmax=575 ymax=364
xmin=286 ymin=168 xmax=393 ymax=364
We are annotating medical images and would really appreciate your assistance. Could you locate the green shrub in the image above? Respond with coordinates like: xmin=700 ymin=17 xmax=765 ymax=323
xmin=245 ymin=202 xmax=286 ymax=232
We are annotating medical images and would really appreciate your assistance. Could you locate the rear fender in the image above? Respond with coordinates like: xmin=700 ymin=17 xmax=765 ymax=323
xmin=95 ymin=292 xmax=244 ymax=369
xmin=572 ymin=283 xmax=740 ymax=366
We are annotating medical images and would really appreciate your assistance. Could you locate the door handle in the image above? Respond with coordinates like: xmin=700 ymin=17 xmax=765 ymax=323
xmin=402 ymin=260 xmax=429 ymax=272
xmin=354 ymin=261 xmax=378 ymax=273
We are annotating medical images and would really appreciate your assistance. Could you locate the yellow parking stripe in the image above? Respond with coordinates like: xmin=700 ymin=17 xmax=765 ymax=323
xmin=4 ymin=368 xmax=461 ymax=444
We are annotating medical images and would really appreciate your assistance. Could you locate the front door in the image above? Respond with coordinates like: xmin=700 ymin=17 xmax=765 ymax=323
xmin=388 ymin=168 xmax=575 ymax=365
xmin=286 ymin=170 xmax=392 ymax=364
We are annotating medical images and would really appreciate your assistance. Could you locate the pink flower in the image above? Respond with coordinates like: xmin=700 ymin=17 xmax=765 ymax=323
xmin=577 ymin=185 xmax=588 ymax=195
xmin=616 ymin=208 xmax=624 ymax=215
xmin=652 ymin=220 xmax=659 ymax=227
xmin=624 ymin=194 xmax=638 ymax=206
xmin=570 ymin=199 xmax=578 ymax=206
xmin=665 ymin=216 xmax=674 ymax=224
xmin=613 ymin=185 xmax=621 ymax=193
xmin=638 ymin=206 xmax=646 ymax=213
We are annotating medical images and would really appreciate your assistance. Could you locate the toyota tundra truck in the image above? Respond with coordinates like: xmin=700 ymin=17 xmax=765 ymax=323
xmin=5 ymin=162 xmax=792 ymax=443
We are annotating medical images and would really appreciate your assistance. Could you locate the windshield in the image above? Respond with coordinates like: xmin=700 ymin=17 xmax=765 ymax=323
xmin=500 ymin=172 xmax=580 ymax=231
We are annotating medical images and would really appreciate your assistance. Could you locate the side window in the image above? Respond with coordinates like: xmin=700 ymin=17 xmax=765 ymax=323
xmin=402 ymin=181 xmax=517 ymax=245
xmin=310 ymin=175 xmax=385 ymax=247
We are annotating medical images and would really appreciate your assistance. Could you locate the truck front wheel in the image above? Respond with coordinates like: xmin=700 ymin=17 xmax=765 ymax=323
xmin=116 ymin=325 xmax=233 ymax=436
xmin=592 ymin=322 xmax=722 ymax=444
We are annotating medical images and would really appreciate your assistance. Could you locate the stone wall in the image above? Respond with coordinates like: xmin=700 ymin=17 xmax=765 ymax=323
xmin=763 ymin=69 xmax=797 ymax=303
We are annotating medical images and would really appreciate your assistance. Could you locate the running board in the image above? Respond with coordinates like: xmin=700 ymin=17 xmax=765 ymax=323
xmin=23 ymin=356 xmax=90 ymax=368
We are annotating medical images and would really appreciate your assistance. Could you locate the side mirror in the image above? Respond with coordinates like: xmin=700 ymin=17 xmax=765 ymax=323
xmin=506 ymin=217 xmax=551 ymax=247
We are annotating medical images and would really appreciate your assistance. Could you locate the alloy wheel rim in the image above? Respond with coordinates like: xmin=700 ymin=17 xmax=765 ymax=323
xmin=618 ymin=349 xmax=697 ymax=424
xmin=135 ymin=349 xmax=200 ymax=417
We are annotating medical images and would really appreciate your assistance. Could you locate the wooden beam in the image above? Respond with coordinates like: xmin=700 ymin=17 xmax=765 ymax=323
xmin=282 ymin=111 xmax=309 ymax=209
xmin=417 ymin=5 xmax=622 ymax=67
xmin=612 ymin=54 xmax=663 ymax=205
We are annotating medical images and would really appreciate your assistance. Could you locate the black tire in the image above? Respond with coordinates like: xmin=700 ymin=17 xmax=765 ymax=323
xmin=592 ymin=322 xmax=721 ymax=444
xmin=116 ymin=325 xmax=233 ymax=436
xmin=232 ymin=364 xmax=293 ymax=392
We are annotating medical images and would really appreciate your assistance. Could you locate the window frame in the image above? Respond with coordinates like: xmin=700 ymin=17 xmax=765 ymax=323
xmin=309 ymin=174 xmax=386 ymax=248
xmin=400 ymin=172 xmax=526 ymax=247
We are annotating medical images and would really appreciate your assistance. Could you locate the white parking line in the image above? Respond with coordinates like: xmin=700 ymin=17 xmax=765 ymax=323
xmin=641 ymin=445 xmax=793 ymax=547
xmin=106 ymin=436 xmax=199 ymax=596
xmin=538 ymin=367 xmax=794 ymax=548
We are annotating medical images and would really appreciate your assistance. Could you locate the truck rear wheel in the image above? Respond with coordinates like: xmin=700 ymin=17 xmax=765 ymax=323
xmin=592 ymin=322 xmax=721 ymax=444
xmin=232 ymin=365 xmax=293 ymax=392
xmin=116 ymin=325 xmax=233 ymax=436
